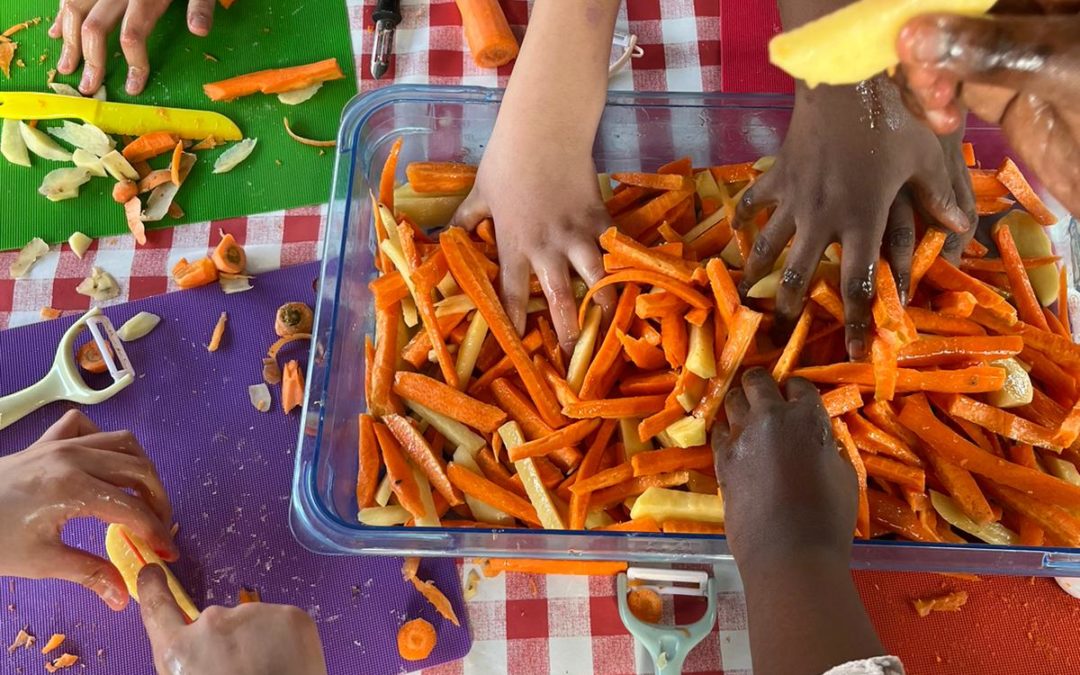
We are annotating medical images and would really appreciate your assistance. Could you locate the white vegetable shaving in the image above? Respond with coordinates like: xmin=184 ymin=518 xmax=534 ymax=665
xmin=101 ymin=150 xmax=139 ymax=181
xmin=277 ymin=83 xmax=322 ymax=105
xmin=68 ymin=232 xmax=93 ymax=259
xmin=117 ymin=312 xmax=161 ymax=341
xmin=248 ymin=384 xmax=272 ymax=413
xmin=47 ymin=121 xmax=114 ymax=157
xmin=1 ymin=118 xmax=30 ymax=167
xmin=38 ymin=167 xmax=92 ymax=202
xmin=9 ymin=237 xmax=49 ymax=278
xmin=213 ymin=138 xmax=257 ymax=174
xmin=142 ymin=153 xmax=196 ymax=222
xmin=72 ymin=148 xmax=107 ymax=177
xmin=75 ymin=266 xmax=120 ymax=301
xmin=20 ymin=122 xmax=72 ymax=161
xmin=47 ymin=82 xmax=82 ymax=97
xmin=219 ymin=273 xmax=254 ymax=294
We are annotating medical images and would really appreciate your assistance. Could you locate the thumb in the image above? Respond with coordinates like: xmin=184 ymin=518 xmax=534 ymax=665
xmin=137 ymin=564 xmax=188 ymax=648
xmin=898 ymin=14 xmax=1077 ymax=100
xmin=48 ymin=546 xmax=130 ymax=611
xmin=447 ymin=191 xmax=491 ymax=232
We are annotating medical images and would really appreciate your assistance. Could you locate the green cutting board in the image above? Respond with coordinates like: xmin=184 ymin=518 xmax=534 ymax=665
xmin=0 ymin=0 xmax=357 ymax=251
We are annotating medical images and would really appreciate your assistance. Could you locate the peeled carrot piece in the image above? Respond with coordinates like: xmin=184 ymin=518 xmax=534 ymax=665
xmin=356 ymin=414 xmax=380 ymax=509
xmin=579 ymin=270 xmax=711 ymax=330
xmin=281 ymin=360 xmax=304 ymax=413
xmin=405 ymin=162 xmax=477 ymax=194
xmin=773 ymin=304 xmax=813 ymax=382
xmin=996 ymin=157 xmax=1056 ymax=225
xmin=373 ymin=422 xmax=425 ymax=518
xmin=211 ymin=233 xmax=247 ymax=274
xmin=173 ymin=257 xmax=219 ymax=289
xmin=580 ymin=284 xmax=641 ymax=399
xmin=384 ymin=414 xmax=462 ymax=506
xmin=447 ymin=463 xmax=540 ymax=526
xmin=693 ymin=306 xmax=762 ymax=425
xmin=393 ymin=372 xmax=507 ymax=433
xmin=833 ymin=417 xmax=870 ymax=538
xmin=993 ymin=222 xmax=1050 ymax=330
xmin=630 ymin=446 xmax=713 ymax=477
xmin=611 ymin=172 xmax=689 ymax=191
xmin=203 ymin=58 xmax=345 ymax=101
xmin=397 ymin=618 xmax=437 ymax=661
xmin=969 ymin=168 xmax=1009 ymax=200
xmin=124 ymin=197 xmax=146 ymax=246
xmin=896 ymin=335 xmax=1024 ymax=367
xmin=909 ymin=229 xmax=947 ymax=297
xmin=961 ymin=142 xmax=976 ymax=167
xmin=456 ymin=0 xmax=520 ymax=68
xmin=710 ymin=162 xmax=759 ymax=184
xmin=480 ymin=558 xmax=628 ymax=577
xmin=868 ymin=489 xmax=939 ymax=543
xmin=122 ymin=132 xmax=179 ymax=162
xmin=821 ymin=385 xmax=863 ymax=417
xmin=380 ymin=137 xmax=403 ymax=214
xmin=207 ymin=311 xmax=228 ymax=352
xmin=563 ymin=395 xmax=668 ymax=420
xmin=793 ymin=363 xmax=1005 ymax=394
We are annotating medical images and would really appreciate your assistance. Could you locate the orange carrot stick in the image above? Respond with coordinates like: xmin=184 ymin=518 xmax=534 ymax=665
xmin=1059 ymin=265 xmax=1071 ymax=336
xmin=384 ymin=414 xmax=463 ymax=506
xmin=447 ymin=463 xmax=540 ymax=526
xmin=773 ymin=305 xmax=813 ymax=382
xmin=405 ymin=162 xmax=477 ymax=194
xmin=909 ymin=229 xmax=948 ymax=297
xmin=369 ymin=269 xmax=409 ymax=310
xmin=588 ymin=471 xmax=691 ymax=511
xmin=994 ymin=222 xmax=1050 ymax=330
xmin=970 ymin=168 xmax=1009 ymax=199
xmin=959 ymin=257 xmax=1060 ymax=274
xmin=832 ymin=417 xmax=871 ymax=538
xmin=614 ymin=188 xmax=696 ymax=238
xmin=638 ymin=401 xmax=687 ymax=443
xmin=579 ymin=270 xmax=710 ymax=329
xmin=791 ymin=363 xmax=1005 ymax=394
xmin=401 ymin=312 xmax=468 ymax=369
xmin=580 ymin=284 xmax=641 ymax=399
xmin=563 ymin=395 xmax=669 ymax=420
xmin=611 ymin=172 xmax=690 ymax=191
xmin=705 ymin=258 xmax=740 ymax=332
xmin=616 ymin=329 xmax=668 ymax=370
xmin=862 ymin=454 xmax=926 ymax=492
xmin=479 ymin=558 xmax=627 ymax=577
xmin=356 ymin=414 xmax=380 ymax=509
xmin=442 ymin=228 xmax=565 ymax=427
xmin=568 ymin=463 xmax=634 ymax=496
xmin=599 ymin=226 xmax=703 ymax=284
xmin=203 ymin=58 xmax=345 ymax=101
xmin=693 ymin=307 xmax=763 ymax=425
xmin=467 ymin=330 xmax=543 ymax=395
xmin=619 ymin=371 xmax=678 ymax=396
xmin=710 ymin=162 xmax=759 ymax=184
xmin=630 ymin=446 xmax=713 ymax=477
xmin=393 ymin=372 xmax=507 ymax=433
xmin=122 ymin=132 xmax=179 ymax=162
xmin=821 ymin=385 xmax=863 ymax=418
xmin=207 ymin=311 xmax=228 ymax=353
xmin=898 ymin=394 xmax=1080 ymax=508
xmin=868 ymin=489 xmax=939 ymax=542
xmin=489 ymin=377 xmax=554 ymax=440
xmin=924 ymin=258 xmax=1018 ymax=326
xmin=507 ymin=419 xmax=601 ymax=462
xmin=996 ymin=157 xmax=1057 ymax=225
xmin=605 ymin=185 xmax=654 ymax=217
xmin=933 ymin=291 xmax=977 ymax=318
xmin=809 ymin=280 xmax=845 ymax=324
xmin=373 ymin=423 xmax=425 ymax=517
xmin=598 ymin=517 xmax=661 ymax=533
xmin=984 ymin=482 xmax=1080 ymax=547
xmin=568 ymin=419 xmax=618 ymax=530
xmin=659 ymin=313 xmax=689 ymax=369
xmin=533 ymin=355 xmax=580 ymax=409
xmin=846 ymin=412 xmax=923 ymax=466
xmin=369 ymin=302 xmax=403 ymax=417
xmin=906 ymin=308 xmax=986 ymax=337
xmin=937 ymin=393 xmax=1062 ymax=450
xmin=661 ymin=519 xmax=726 ymax=535
xmin=961 ymin=142 xmax=976 ymax=167
xmin=456 ymin=0 xmax=520 ymax=68
xmin=895 ymin=335 xmax=1024 ymax=367
xmin=380 ymin=137 xmax=403 ymax=217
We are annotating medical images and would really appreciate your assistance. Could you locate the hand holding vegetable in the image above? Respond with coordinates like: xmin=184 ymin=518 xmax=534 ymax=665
xmin=49 ymin=0 xmax=216 ymax=96
xmin=138 ymin=564 xmax=328 ymax=675
xmin=0 ymin=410 xmax=177 ymax=610
xmin=735 ymin=79 xmax=975 ymax=359
xmin=713 ymin=369 xmax=856 ymax=567
xmin=448 ymin=0 xmax=620 ymax=351
xmin=897 ymin=8 xmax=1080 ymax=216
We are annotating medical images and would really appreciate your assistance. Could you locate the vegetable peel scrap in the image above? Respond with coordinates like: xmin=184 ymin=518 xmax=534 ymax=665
xmin=283 ymin=117 xmax=336 ymax=147
xmin=7 ymin=629 xmax=34 ymax=653
xmin=213 ymin=138 xmax=257 ymax=174
xmin=912 ymin=590 xmax=968 ymax=618
xmin=208 ymin=311 xmax=228 ymax=352
xmin=44 ymin=653 xmax=79 ymax=673
xmin=249 ymin=383 xmax=272 ymax=412
xmin=10 ymin=237 xmax=49 ymax=278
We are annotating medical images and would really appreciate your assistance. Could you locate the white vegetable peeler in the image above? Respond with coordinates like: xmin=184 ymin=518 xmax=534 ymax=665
xmin=618 ymin=568 xmax=718 ymax=675
xmin=0 ymin=308 xmax=134 ymax=431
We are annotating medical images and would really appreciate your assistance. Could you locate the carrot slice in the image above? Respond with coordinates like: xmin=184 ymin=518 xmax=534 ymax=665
xmin=961 ymin=142 xmax=976 ymax=167
xmin=203 ymin=58 xmax=345 ymax=101
xmin=207 ymin=311 xmax=228 ymax=352
xmin=122 ymin=132 xmax=179 ymax=162
xmin=996 ymin=157 xmax=1056 ymax=225
xmin=993 ymin=222 xmax=1050 ymax=330
xmin=393 ymin=372 xmax=506 ymax=434
xmin=457 ymin=0 xmax=520 ymax=68
xmin=356 ymin=414 xmax=380 ymax=509
xmin=447 ymin=463 xmax=540 ymax=526
xmin=821 ymin=385 xmax=863 ymax=418
xmin=405 ymin=162 xmax=477 ymax=194
xmin=281 ymin=360 xmax=304 ymax=413
xmin=397 ymin=618 xmax=437 ymax=661
xmin=384 ymin=414 xmax=462 ymax=506
xmin=442 ymin=228 xmax=565 ymax=428
xmin=627 ymin=588 xmax=663 ymax=624
xmin=211 ymin=233 xmax=247 ymax=274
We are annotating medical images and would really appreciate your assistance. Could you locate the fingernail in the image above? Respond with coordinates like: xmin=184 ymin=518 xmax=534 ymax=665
xmin=101 ymin=584 xmax=126 ymax=611
xmin=911 ymin=24 xmax=949 ymax=64
xmin=190 ymin=13 xmax=209 ymax=32
xmin=126 ymin=70 xmax=144 ymax=95
xmin=79 ymin=66 xmax=97 ymax=93
xmin=849 ymin=338 xmax=866 ymax=361
xmin=58 ymin=48 xmax=73 ymax=73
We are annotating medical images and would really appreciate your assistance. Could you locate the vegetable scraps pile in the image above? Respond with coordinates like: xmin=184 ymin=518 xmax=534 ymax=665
xmin=360 ymin=138 xmax=1080 ymax=549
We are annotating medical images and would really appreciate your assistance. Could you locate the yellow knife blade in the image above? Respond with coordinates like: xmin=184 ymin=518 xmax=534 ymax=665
xmin=0 ymin=92 xmax=242 ymax=141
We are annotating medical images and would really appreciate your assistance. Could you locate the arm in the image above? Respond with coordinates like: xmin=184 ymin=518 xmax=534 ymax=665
xmin=714 ymin=369 xmax=885 ymax=674
xmin=450 ymin=0 xmax=620 ymax=350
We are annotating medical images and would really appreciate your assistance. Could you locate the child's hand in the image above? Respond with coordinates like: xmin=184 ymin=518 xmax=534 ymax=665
xmin=736 ymin=79 xmax=975 ymax=360
xmin=0 ymin=410 xmax=176 ymax=610
xmin=450 ymin=127 xmax=615 ymax=352
xmin=713 ymin=369 xmax=856 ymax=568
xmin=50 ymin=0 xmax=215 ymax=95
xmin=897 ymin=11 xmax=1080 ymax=216
xmin=138 ymin=564 xmax=329 ymax=675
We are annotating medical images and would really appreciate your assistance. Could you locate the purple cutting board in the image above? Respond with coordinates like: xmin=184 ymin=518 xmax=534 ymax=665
xmin=0 ymin=262 xmax=470 ymax=675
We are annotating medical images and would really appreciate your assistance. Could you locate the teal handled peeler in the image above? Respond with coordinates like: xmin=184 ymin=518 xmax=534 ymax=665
xmin=617 ymin=568 xmax=718 ymax=675
xmin=0 ymin=308 xmax=134 ymax=431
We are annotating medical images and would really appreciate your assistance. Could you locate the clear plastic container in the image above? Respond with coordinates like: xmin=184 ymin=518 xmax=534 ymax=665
xmin=290 ymin=84 xmax=1080 ymax=576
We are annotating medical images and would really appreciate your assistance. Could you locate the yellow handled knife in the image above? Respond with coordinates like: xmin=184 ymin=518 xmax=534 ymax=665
xmin=0 ymin=92 xmax=242 ymax=141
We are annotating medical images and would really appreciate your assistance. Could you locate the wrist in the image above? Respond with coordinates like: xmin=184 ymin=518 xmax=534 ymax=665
xmin=737 ymin=541 xmax=851 ymax=583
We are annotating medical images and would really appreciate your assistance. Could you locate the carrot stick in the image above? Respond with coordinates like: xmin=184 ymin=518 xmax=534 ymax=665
xmin=563 ymin=395 xmax=669 ymax=420
xmin=616 ymin=329 xmax=668 ymax=370
xmin=474 ymin=447 xmax=527 ymax=498
xmin=863 ymin=454 xmax=926 ymax=492
xmin=895 ymin=335 xmax=1024 ymax=367
xmin=1015 ymin=321 xmax=1080 ymax=370
xmin=636 ymin=292 xmax=689 ymax=320
xmin=207 ymin=311 xmax=228 ymax=353
xmin=614 ymin=188 xmax=696 ymax=238
xmin=442 ymin=228 xmax=565 ymax=427
xmin=579 ymin=270 xmax=710 ymax=330
xmin=393 ymin=372 xmax=507 ymax=434
xmin=619 ymin=371 xmax=678 ymax=396
xmin=906 ymin=307 xmax=986 ymax=337
xmin=203 ymin=58 xmax=345 ymax=101
xmin=970 ymin=168 xmax=1010 ymax=200
xmin=605 ymin=185 xmax=654 ymax=217
xmin=846 ymin=412 xmax=923 ymax=466
xmin=659 ymin=314 xmax=689 ymax=369
xmin=630 ymin=446 xmax=713 ymax=477
xmin=873 ymin=260 xmax=916 ymax=342
xmin=933 ymin=291 xmax=977 ymax=318
xmin=456 ymin=0 xmax=520 ymax=68
xmin=710 ymin=162 xmax=760 ymax=184
xmin=791 ymin=363 xmax=1005 ymax=394
xmin=693 ymin=307 xmax=763 ymax=425
xmin=924 ymin=258 xmax=1018 ymax=326
xmin=122 ymin=132 xmax=179 ymax=162
xmin=535 ymin=316 xmax=564 ymax=375
xmin=984 ymin=482 xmax=1080 ymax=547
xmin=580 ymin=284 xmax=641 ymax=399
xmin=898 ymin=394 xmax=1080 ymax=508
xmin=400 ymin=312 xmax=468 ymax=368
xmin=568 ymin=463 xmax=634 ymax=495
xmin=507 ymin=419 xmax=601 ymax=462
xmin=638 ymin=401 xmax=687 ymax=443
xmin=405 ymin=162 xmax=477 ymax=194
xmin=373 ymin=423 xmax=426 ymax=517
xmin=479 ymin=558 xmax=627 ymax=577
xmin=533 ymin=355 xmax=579 ymax=409
xmin=356 ymin=414 xmax=380 ymax=509
xmin=384 ymin=414 xmax=462 ymax=506
xmin=821 ymin=385 xmax=863 ymax=417
xmin=996 ymin=158 xmax=1057 ymax=225
xmin=379 ymin=137 xmax=403 ymax=218
xmin=211 ymin=233 xmax=246 ymax=274
xmin=809 ymin=280 xmax=845 ymax=324
xmin=909 ymin=229 xmax=948 ymax=297
xmin=447 ymin=463 xmax=540 ymax=526
xmin=1059 ymin=265 xmax=1071 ymax=336
xmin=862 ymin=400 xmax=920 ymax=447
xmin=588 ymin=471 xmax=691 ymax=511
xmin=868 ymin=489 xmax=940 ymax=542
xmin=467 ymin=330 xmax=543 ymax=395
xmin=833 ymin=417 xmax=871 ymax=538
xmin=961 ymin=142 xmax=976 ymax=167
xmin=959 ymin=257 xmax=1060 ymax=274
xmin=599 ymin=226 xmax=703 ymax=284
xmin=598 ymin=517 xmax=661 ymax=533
xmin=568 ymin=419 xmax=618 ymax=530
xmin=489 ymin=377 xmax=553 ymax=440
xmin=369 ymin=301 xmax=402 ymax=417
xmin=773 ymin=305 xmax=813 ymax=382
xmin=1044 ymin=307 xmax=1070 ymax=340
xmin=706 ymin=258 xmax=740 ymax=332
xmin=611 ymin=172 xmax=690 ymax=191
xmin=993 ymin=222 xmax=1050 ymax=330
xmin=937 ymin=393 xmax=1062 ymax=449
